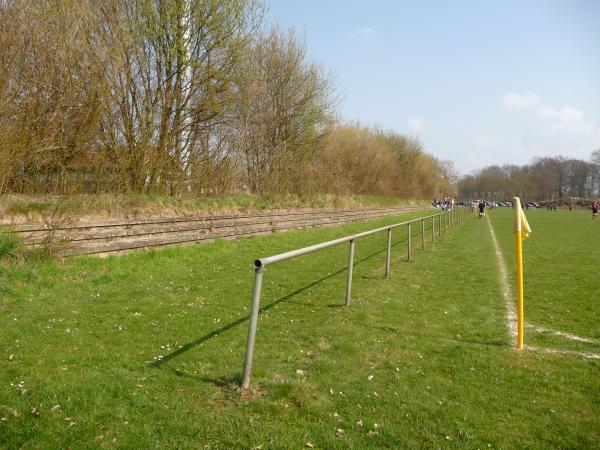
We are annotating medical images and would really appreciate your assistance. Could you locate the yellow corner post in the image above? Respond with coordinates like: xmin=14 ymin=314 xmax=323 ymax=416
xmin=513 ymin=197 xmax=531 ymax=350
xmin=514 ymin=211 xmax=524 ymax=350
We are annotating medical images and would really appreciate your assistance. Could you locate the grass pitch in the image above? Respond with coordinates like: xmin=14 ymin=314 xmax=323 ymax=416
xmin=1 ymin=208 xmax=598 ymax=448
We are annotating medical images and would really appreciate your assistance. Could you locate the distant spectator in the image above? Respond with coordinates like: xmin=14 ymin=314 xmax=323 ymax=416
xmin=592 ymin=200 xmax=599 ymax=220
xmin=478 ymin=201 xmax=485 ymax=219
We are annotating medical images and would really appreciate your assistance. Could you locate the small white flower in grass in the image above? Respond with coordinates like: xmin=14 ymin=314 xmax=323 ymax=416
xmin=368 ymin=375 xmax=374 ymax=381
xmin=356 ymin=419 xmax=364 ymax=427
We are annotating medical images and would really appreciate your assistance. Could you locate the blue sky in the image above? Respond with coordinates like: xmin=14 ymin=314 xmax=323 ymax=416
xmin=266 ymin=0 xmax=600 ymax=174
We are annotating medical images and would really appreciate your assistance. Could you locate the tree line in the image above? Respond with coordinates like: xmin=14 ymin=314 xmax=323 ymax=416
xmin=0 ymin=0 xmax=453 ymax=200
xmin=458 ymin=151 xmax=600 ymax=201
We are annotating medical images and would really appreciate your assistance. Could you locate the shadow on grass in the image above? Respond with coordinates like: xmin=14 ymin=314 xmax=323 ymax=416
xmin=150 ymin=238 xmax=411 ymax=371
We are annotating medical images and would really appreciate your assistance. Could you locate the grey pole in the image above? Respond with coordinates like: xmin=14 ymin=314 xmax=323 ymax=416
xmin=432 ymin=216 xmax=435 ymax=242
xmin=439 ymin=215 xmax=442 ymax=235
xmin=421 ymin=218 xmax=425 ymax=250
xmin=345 ymin=239 xmax=355 ymax=305
xmin=385 ymin=229 xmax=392 ymax=277
xmin=241 ymin=266 xmax=265 ymax=389
xmin=407 ymin=223 xmax=412 ymax=261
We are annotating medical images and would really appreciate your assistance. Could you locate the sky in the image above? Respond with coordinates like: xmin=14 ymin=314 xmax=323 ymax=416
xmin=266 ymin=0 xmax=600 ymax=174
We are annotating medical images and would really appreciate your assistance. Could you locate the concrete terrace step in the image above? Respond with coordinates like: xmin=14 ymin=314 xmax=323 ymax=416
xmin=9 ymin=206 xmax=424 ymax=256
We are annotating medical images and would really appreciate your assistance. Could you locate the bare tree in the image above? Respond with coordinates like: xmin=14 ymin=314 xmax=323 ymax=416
xmin=231 ymin=27 xmax=336 ymax=195
xmin=97 ymin=0 xmax=263 ymax=194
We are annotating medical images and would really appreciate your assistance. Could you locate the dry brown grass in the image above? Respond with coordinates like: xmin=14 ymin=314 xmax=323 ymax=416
xmin=0 ymin=193 xmax=426 ymax=224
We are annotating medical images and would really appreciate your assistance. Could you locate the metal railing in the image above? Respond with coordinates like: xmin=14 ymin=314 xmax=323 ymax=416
xmin=241 ymin=207 xmax=467 ymax=388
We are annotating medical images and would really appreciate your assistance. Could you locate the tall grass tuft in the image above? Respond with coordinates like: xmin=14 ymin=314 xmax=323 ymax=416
xmin=0 ymin=230 xmax=20 ymax=259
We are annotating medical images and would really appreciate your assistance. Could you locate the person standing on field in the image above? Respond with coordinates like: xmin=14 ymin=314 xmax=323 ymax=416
xmin=478 ymin=201 xmax=485 ymax=219
xmin=592 ymin=200 xmax=599 ymax=220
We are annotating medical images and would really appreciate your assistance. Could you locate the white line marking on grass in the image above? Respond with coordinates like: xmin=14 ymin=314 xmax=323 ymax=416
xmin=486 ymin=215 xmax=600 ymax=359
xmin=485 ymin=215 xmax=518 ymax=340
xmin=526 ymin=324 xmax=600 ymax=345
xmin=527 ymin=345 xmax=600 ymax=360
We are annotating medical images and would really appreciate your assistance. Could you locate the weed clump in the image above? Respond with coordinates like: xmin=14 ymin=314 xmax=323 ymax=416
xmin=0 ymin=230 xmax=20 ymax=260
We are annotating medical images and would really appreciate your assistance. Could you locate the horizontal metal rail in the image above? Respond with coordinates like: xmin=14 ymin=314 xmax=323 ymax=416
xmin=241 ymin=207 xmax=467 ymax=388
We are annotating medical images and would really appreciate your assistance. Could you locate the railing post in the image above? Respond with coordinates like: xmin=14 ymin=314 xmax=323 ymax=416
xmin=432 ymin=216 xmax=435 ymax=242
xmin=407 ymin=223 xmax=412 ymax=261
xmin=385 ymin=229 xmax=392 ymax=278
xmin=421 ymin=218 xmax=425 ymax=250
xmin=345 ymin=239 xmax=355 ymax=305
xmin=241 ymin=266 xmax=265 ymax=389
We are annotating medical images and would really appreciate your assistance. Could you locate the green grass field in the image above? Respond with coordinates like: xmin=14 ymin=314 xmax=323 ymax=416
xmin=1 ymin=208 xmax=598 ymax=449
xmin=490 ymin=208 xmax=600 ymax=353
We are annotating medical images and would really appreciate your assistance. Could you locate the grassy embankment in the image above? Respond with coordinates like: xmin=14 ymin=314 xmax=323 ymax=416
xmin=1 ymin=208 xmax=598 ymax=448
xmin=0 ymin=194 xmax=426 ymax=223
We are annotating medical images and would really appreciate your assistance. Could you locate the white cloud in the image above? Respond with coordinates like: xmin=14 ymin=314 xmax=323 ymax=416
xmin=500 ymin=92 xmax=540 ymax=109
xmin=501 ymin=92 xmax=600 ymax=139
xmin=357 ymin=26 xmax=375 ymax=37
xmin=500 ymin=92 xmax=600 ymax=153
xmin=408 ymin=117 xmax=425 ymax=134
